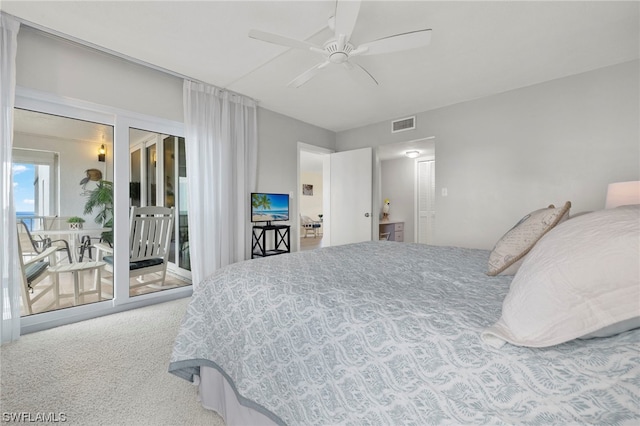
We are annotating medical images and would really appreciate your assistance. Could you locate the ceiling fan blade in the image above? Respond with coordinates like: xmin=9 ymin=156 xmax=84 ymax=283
xmin=287 ymin=61 xmax=331 ymax=88
xmin=350 ymin=62 xmax=379 ymax=86
xmin=249 ymin=29 xmax=321 ymax=51
xmin=356 ymin=29 xmax=432 ymax=56
xmin=334 ymin=0 xmax=361 ymax=41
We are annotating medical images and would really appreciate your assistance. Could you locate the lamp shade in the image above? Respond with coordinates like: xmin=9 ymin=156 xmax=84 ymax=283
xmin=605 ymin=181 xmax=640 ymax=209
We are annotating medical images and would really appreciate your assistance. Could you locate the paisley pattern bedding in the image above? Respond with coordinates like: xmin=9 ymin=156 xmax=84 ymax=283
xmin=169 ymin=241 xmax=640 ymax=425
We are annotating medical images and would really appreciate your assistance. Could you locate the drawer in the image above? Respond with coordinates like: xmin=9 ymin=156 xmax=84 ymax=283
xmin=394 ymin=222 xmax=404 ymax=231
xmin=394 ymin=231 xmax=404 ymax=242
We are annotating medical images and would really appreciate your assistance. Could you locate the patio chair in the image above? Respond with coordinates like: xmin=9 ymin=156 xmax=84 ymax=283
xmin=78 ymin=234 xmax=112 ymax=262
xmin=44 ymin=216 xmax=102 ymax=261
xmin=18 ymin=220 xmax=73 ymax=264
xmin=95 ymin=206 xmax=174 ymax=288
xmin=18 ymin=226 xmax=60 ymax=315
xmin=301 ymin=214 xmax=321 ymax=238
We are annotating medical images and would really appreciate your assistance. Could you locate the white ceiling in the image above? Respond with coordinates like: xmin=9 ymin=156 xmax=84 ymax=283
xmin=4 ymin=1 xmax=638 ymax=133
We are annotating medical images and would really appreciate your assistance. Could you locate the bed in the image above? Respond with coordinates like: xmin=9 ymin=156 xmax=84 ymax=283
xmin=169 ymin=205 xmax=640 ymax=425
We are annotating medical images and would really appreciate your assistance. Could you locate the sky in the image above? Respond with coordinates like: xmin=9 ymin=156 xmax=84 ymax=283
xmin=13 ymin=163 xmax=35 ymax=213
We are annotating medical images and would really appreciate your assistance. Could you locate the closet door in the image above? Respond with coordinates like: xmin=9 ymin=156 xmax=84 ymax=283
xmin=417 ymin=160 xmax=435 ymax=244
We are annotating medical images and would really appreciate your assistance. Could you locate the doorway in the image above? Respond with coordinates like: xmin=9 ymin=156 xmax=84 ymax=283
xmin=297 ymin=143 xmax=375 ymax=250
xmin=298 ymin=146 xmax=330 ymax=251
xmin=378 ymin=137 xmax=435 ymax=243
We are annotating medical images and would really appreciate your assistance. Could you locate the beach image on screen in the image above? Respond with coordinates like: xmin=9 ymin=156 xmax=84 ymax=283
xmin=251 ymin=193 xmax=289 ymax=222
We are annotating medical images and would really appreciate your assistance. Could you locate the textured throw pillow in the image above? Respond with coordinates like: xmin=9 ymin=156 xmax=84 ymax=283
xmin=487 ymin=201 xmax=571 ymax=276
xmin=481 ymin=205 xmax=640 ymax=348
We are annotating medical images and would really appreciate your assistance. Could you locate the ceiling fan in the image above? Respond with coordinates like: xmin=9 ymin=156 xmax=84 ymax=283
xmin=249 ymin=0 xmax=432 ymax=88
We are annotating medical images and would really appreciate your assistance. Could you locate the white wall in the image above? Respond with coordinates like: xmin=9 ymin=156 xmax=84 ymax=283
xmin=338 ymin=60 xmax=640 ymax=249
xmin=300 ymin=171 xmax=323 ymax=219
xmin=256 ymin=108 xmax=335 ymax=242
xmin=16 ymin=26 xmax=184 ymax=122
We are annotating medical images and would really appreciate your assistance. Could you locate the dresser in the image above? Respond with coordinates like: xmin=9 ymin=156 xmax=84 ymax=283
xmin=379 ymin=221 xmax=404 ymax=242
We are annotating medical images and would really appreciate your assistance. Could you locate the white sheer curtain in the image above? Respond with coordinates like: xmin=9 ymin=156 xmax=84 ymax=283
xmin=1 ymin=14 xmax=21 ymax=344
xmin=183 ymin=80 xmax=258 ymax=287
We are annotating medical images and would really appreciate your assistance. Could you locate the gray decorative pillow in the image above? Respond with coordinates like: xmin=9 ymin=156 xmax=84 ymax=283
xmin=487 ymin=201 xmax=571 ymax=276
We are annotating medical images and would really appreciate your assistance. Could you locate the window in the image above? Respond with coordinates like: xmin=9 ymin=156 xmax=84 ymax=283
xmin=13 ymin=149 xmax=58 ymax=229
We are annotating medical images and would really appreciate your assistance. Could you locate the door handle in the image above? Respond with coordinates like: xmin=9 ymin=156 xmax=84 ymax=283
xmin=364 ymin=213 xmax=370 ymax=217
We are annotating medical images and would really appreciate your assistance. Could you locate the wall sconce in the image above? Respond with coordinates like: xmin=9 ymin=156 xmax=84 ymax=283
xmin=98 ymin=144 xmax=106 ymax=162
xmin=605 ymin=181 xmax=640 ymax=208
xmin=405 ymin=150 xmax=420 ymax=158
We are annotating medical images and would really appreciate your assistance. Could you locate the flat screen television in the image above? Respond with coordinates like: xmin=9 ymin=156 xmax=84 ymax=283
xmin=251 ymin=193 xmax=289 ymax=224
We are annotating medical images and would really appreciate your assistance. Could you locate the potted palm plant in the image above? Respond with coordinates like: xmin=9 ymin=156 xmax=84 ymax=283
xmin=83 ymin=180 xmax=114 ymax=244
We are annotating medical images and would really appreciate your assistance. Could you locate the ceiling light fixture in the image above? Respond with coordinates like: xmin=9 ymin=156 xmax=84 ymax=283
xmin=405 ymin=150 xmax=420 ymax=158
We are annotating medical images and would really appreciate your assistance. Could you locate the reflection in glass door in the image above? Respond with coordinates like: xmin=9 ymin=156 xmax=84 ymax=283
xmin=130 ymin=149 xmax=141 ymax=207
xmin=146 ymin=144 xmax=157 ymax=207
xmin=163 ymin=136 xmax=190 ymax=270
xmin=129 ymin=129 xmax=191 ymax=296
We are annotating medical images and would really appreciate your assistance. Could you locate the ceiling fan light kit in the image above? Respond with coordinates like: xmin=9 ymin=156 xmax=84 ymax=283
xmin=323 ymin=40 xmax=354 ymax=64
xmin=249 ymin=0 xmax=431 ymax=88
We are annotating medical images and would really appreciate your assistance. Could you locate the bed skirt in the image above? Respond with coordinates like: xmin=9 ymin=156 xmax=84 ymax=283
xmin=199 ymin=366 xmax=280 ymax=426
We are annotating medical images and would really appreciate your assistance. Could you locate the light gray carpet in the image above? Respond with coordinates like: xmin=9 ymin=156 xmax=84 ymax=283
xmin=0 ymin=298 xmax=225 ymax=426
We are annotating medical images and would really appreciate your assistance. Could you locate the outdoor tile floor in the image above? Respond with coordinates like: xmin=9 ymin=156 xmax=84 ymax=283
xmin=21 ymin=268 xmax=191 ymax=316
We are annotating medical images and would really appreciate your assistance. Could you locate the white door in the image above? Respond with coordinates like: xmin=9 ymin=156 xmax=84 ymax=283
xmin=417 ymin=160 xmax=435 ymax=244
xmin=330 ymin=147 xmax=372 ymax=246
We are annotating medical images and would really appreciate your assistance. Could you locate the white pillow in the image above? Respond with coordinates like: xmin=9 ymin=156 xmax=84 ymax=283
xmin=487 ymin=202 xmax=571 ymax=276
xmin=482 ymin=205 xmax=640 ymax=348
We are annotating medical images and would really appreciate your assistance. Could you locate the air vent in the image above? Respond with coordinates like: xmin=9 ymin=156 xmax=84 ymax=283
xmin=391 ymin=116 xmax=416 ymax=133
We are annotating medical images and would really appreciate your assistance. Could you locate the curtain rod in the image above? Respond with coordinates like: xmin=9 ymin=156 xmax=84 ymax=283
xmin=3 ymin=11 xmax=258 ymax=103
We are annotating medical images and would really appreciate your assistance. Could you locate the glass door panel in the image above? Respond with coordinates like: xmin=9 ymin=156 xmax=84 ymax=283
xmin=129 ymin=128 xmax=191 ymax=297
xmin=13 ymin=108 xmax=115 ymax=316
xmin=163 ymin=136 xmax=176 ymax=265
xmin=163 ymin=136 xmax=175 ymax=209
xmin=146 ymin=144 xmax=157 ymax=207
xmin=177 ymin=138 xmax=190 ymax=271
xmin=130 ymin=148 xmax=141 ymax=207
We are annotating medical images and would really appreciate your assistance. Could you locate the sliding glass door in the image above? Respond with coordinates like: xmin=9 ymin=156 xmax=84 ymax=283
xmin=13 ymin=108 xmax=115 ymax=316
xmin=13 ymin=89 xmax=194 ymax=334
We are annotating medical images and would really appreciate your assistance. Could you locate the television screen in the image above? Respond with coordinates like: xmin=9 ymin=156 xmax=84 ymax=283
xmin=251 ymin=193 xmax=289 ymax=223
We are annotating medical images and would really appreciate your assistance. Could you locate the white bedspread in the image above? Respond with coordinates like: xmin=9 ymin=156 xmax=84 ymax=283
xmin=170 ymin=241 xmax=640 ymax=425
